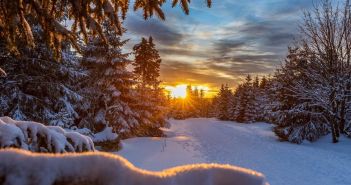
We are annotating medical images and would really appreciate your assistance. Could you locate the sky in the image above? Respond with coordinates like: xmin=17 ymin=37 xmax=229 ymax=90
xmin=122 ymin=0 xmax=317 ymax=94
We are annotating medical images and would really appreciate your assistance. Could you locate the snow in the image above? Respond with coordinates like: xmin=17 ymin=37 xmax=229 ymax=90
xmin=0 ymin=148 xmax=268 ymax=185
xmin=92 ymin=126 xmax=118 ymax=142
xmin=0 ymin=117 xmax=94 ymax=153
xmin=117 ymin=118 xmax=351 ymax=185
xmin=0 ymin=119 xmax=27 ymax=149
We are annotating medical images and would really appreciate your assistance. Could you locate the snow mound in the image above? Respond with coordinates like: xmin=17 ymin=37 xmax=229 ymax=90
xmin=0 ymin=117 xmax=94 ymax=153
xmin=92 ymin=126 xmax=118 ymax=142
xmin=0 ymin=148 xmax=269 ymax=185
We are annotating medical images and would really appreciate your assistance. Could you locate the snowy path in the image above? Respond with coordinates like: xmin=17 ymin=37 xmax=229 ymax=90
xmin=117 ymin=118 xmax=351 ymax=185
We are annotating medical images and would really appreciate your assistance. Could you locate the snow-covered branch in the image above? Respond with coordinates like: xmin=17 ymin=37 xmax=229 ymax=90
xmin=0 ymin=117 xmax=94 ymax=153
xmin=0 ymin=68 xmax=6 ymax=77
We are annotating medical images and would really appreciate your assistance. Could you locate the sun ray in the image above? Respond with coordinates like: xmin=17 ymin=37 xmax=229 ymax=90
xmin=165 ymin=84 xmax=187 ymax=98
xmin=165 ymin=84 xmax=211 ymax=99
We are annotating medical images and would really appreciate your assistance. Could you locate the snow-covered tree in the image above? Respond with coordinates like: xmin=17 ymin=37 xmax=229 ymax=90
xmin=273 ymin=0 xmax=351 ymax=143
xmin=272 ymin=48 xmax=333 ymax=143
xmin=233 ymin=75 xmax=257 ymax=123
xmin=0 ymin=24 xmax=83 ymax=128
xmin=131 ymin=37 xmax=167 ymax=136
xmin=255 ymin=76 xmax=276 ymax=122
xmin=228 ymin=84 xmax=241 ymax=121
xmin=79 ymin=25 xmax=138 ymax=139
xmin=216 ymin=84 xmax=232 ymax=120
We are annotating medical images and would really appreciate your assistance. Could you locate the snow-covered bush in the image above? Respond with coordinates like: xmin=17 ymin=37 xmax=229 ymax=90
xmin=91 ymin=126 xmax=120 ymax=151
xmin=0 ymin=148 xmax=269 ymax=185
xmin=0 ymin=117 xmax=94 ymax=153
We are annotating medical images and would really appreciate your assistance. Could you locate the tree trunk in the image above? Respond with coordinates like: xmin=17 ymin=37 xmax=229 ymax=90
xmin=339 ymin=100 xmax=346 ymax=134
xmin=331 ymin=122 xmax=338 ymax=143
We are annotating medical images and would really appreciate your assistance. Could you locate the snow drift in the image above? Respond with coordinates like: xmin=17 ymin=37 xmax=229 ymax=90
xmin=0 ymin=117 xmax=94 ymax=153
xmin=0 ymin=148 xmax=269 ymax=185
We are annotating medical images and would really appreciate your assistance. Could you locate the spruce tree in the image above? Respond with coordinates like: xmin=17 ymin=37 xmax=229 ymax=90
xmin=0 ymin=24 xmax=82 ymax=128
xmin=132 ymin=37 xmax=167 ymax=136
xmin=236 ymin=75 xmax=256 ymax=123
xmin=79 ymin=25 xmax=138 ymax=136
xmin=216 ymin=84 xmax=232 ymax=120
xmin=228 ymin=85 xmax=240 ymax=121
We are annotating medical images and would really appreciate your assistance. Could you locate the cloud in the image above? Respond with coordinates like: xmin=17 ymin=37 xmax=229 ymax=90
xmin=123 ymin=0 xmax=316 ymax=91
xmin=207 ymin=17 xmax=299 ymax=78
xmin=125 ymin=16 xmax=183 ymax=45
xmin=160 ymin=60 xmax=242 ymax=88
xmin=206 ymin=55 xmax=280 ymax=76
xmin=213 ymin=40 xmax=247 ymax=56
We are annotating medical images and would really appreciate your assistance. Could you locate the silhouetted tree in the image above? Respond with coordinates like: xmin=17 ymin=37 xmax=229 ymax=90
xmin=132 ymin=37 xmax=167 ymax=136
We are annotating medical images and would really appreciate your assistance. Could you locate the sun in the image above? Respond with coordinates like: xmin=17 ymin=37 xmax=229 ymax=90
xmin=165 ymin=84 xmax=211 ymax=98
xmin=165 ymin=85 xmax=187 ymax=98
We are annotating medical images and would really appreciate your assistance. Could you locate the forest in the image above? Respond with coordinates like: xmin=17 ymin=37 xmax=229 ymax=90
xmin=1 ymin=0 xmax=351 ymax=151
xmin=0 ymin=0 xmax=351 ymax=185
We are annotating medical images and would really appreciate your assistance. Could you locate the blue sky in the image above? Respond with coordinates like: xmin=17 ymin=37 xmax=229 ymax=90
xmin=123 ymin=0 xmax=317 ymax=91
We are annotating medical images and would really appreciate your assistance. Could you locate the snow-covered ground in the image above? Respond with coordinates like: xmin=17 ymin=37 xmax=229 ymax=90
xmin=0 ymin=148 xmax=268 ymax=185
xmin=117 ymin=118 xmax=351 ymax=185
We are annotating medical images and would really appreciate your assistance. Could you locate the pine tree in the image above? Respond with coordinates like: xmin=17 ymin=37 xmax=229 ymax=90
xmin=0 ymin=24 xmax=82 ymax=128
xmin=133 ymin=37 xmax=161 ymax=88
xmin=199 ymin=89 xmax=208 ymax=117
xmin=271 ymin=0 xmax=351 ymax=144
xmin=79 ymin=25 xmax=138 ymax=137
xmin=272 ymin=48 xmax=330 ymax=144
xmin=216 ymin=84 xmax=232 ymax=120
xmin=235 ymin=75 xmax=256 ymax=123
xmin=254 ymin=76 xmax=271 ymax=122
xmin=260 ymin=76 xmax=268 ymax=89
xmin=253 ymin=76 xmax=260 ymax=89
xmin=228 ymin=85 xmax=240 ymax=121
xmin=132 ymin=37 xmax=167 ymax=136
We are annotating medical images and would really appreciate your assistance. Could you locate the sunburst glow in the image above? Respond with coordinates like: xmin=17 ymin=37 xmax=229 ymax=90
xmin=166 ymin=85 xmax=187 ymax=98
xmin=165 ymin=84 xmax=210 ymax=98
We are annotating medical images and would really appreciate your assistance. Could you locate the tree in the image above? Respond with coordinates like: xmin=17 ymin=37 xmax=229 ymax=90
xmin=273 ymin=0 xmax=351 ymax=143
xmin=260 ymin=76 xmax=268 ymax=89
xmin=0 ymin=0 xmax=212 ymax=60
xmin=79 ymin=25 xmax=137 ymax=136
xmin=131 ymin=37 xmax=167 ymax=136
xmin=0 ymin=23 xmax=82 ymax=128
xmin=216 ymin=84 xmax=232 ymax=120
xmin=133 ymin=37 xmax=161 ymax=88
xmin=272 ymin=48 xmax=330 ymax=143
xmin=235 ymin=75 xmax=256 ymax=123
xmin=253 ymin=75 xmax=260 ymax=89
xmin=255 ymin=76 xmax=276 ymax=122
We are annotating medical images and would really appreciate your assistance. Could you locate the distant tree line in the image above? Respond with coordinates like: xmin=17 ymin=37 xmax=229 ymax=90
xmin=214 ymin=0 xmax=351 ymax=144
xmin=168 ymin=85 xmax=214 ymax=119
